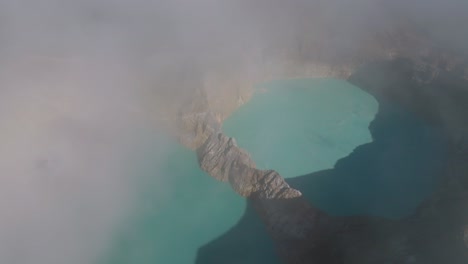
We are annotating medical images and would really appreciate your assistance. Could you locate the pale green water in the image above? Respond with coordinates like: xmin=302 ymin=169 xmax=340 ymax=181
xmin=224 ymin=78 xmax=379 ymax=178
xmin=106 ymin=78 xmax=446 ymax=263
xmin=104 ymin=140 xmax=250 ymax=264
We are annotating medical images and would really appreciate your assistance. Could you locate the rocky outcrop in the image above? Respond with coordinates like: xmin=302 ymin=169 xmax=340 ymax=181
xmin=178 ymin=86 xmax=414 ymax=263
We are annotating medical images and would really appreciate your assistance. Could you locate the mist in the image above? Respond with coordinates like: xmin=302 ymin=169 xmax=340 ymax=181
xmin=0 ymin=0 xmax=467 ymax=263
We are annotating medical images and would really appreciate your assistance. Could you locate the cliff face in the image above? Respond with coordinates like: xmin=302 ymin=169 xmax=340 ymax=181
xmin=347 ymin=60 xmax=468 ymax=263
xmin=176 ymin=21 xmax=468 ymax=263
xmin=179 ymin=21 xmax=468 ymax=122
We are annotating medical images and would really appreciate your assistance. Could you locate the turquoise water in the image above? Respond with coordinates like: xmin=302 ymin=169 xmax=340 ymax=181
xmin=224 ymin=78 xmax=379 ymax=178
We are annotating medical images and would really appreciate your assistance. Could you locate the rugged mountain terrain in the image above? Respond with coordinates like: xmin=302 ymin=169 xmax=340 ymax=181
xmin=176 ymin=20 xmax=468 ymax=263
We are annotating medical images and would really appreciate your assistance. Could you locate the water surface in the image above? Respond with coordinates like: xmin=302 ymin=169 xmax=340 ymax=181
xmin=105 ymin=140 xmax=248 ymax=264
xmin=224 ymin=78 xmax=378 ymax=178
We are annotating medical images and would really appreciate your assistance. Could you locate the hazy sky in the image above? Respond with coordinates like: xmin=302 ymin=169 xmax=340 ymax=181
xmin=0 ymin=1 xmax=466 ymax=263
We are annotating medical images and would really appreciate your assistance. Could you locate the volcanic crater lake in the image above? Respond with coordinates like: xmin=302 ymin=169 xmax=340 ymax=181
xmin=106 ymin=78 xmax=447 ymax=264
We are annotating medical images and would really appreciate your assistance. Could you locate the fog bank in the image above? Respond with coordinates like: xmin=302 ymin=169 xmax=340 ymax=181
xmin=0 ymin=0 xmax=466 ymax=263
